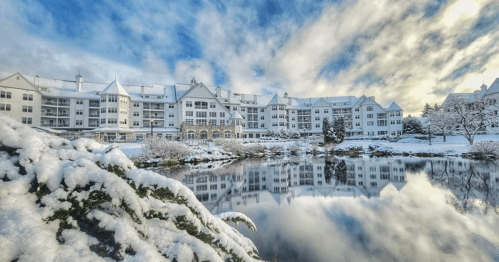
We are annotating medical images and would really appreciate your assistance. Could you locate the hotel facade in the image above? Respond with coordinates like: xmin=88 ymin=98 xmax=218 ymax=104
xmin=0 ymin=72 xmax=404 ymax=141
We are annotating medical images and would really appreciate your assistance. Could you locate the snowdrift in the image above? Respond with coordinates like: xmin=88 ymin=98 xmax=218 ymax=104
xmin=0 ymin=114 xmax=262 ymax=262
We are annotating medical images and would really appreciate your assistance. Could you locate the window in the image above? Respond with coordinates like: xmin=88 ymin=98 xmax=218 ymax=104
xmin=367 ymin=106 xmax=373 ymax=111
xmin=316 ymin=123 xmax=320 ymax=128
xmin=133 ymin=111 xmax=139 ymax=117
xmin=370 ymin=174 xmax=376 ymax=179
xmin=210 ymin=102 xmax=215 ymax=108
xmin=100 ymin=118 xmax=106 ymax=124
xmin=0 ymin=103 xmax=11 ymax=111
xmin=76 ymin=120 xmax=82 ymax=125
xmin=1 ymin=91 xmax=12 ymax=98
xmin=370 ymin=182 xmax=377 ymax=187
xmin=367 ymin=121 xmax=374 ymax=126
xmin=377 ymin=120 xmax=387 ymax=126
xmin=272 ymin=105 xmax=277 ymax=111
xmin=397 ymin=120 xmax=401 ymax=124
xmin=315 ymin=109 xmax=320 ymax=113
xmin=355 ymin=115 xmax=360 ymax=119
xmin=261 ymin=116 xmax=265 ymax=120
xmin=108 ymin=108 xmax=117 ymax=113
xmin=378 ymin=131 xmax=388 ymax=135
xmin=233 ymin=106 xmax=237 ymax=111
xmin=196 ymin=111 xmax=207 ymax=118
xmin=367 ymin=114 xmax=373 ymax=118
xmin=391 ymin=120 xmax=395 ymax=125
xmin=261 ymin=108 xmax=265 ymax=112
xmin=355 ymin=108 xmax=359 ymax=111
xmin=241 ymin=107 xmax=245 ymax=111
xmin=195 ymin=101 xmax=208 ymax=109
xmin=169 ymin=122 xmax=174 ymax=127
xmin=220 ymin=120 xmax=225 ymax=125
xmin=186 ymin=119 xmax=193 ymax=125
xmin=169 ymin=113 xmax=174 ymax=118
xmin=133 ymin=121 xmax=139 ymax=126
xmin=169 ymin=104 xmax=174 ymax=109
xmin=396 ymin=111 xmax=401 ymax=116
xmin=107 ymin=118 xmax=117 ymax=124
xmin=76 ymin=109 xmax=83 ymax=115
xmin=119 ymin=96 xmax=128 ymax=104
xmin=23 ymin=94 xmax=34 ymax=101
xmin=324 ymin=109 xmax=329 ymax=114
xmin=76 ymin=99 xmax=83 ymax=105
xmin=108 ymin=95 xmax=117 ymax=102
xmin=220 ymin=112 xmax=225 ymax=117
xmin=186 ymin=101 xmax=192 ymax=107
xmin=315 ymin=116 xmax=320 ymax=121
xmin=209 ymin=112 xmax=217 ymax=117
xmin=355 ymin=122 xmax=360 ymax=127
xmin=22 ymin=105 xmax=33 ymax=112
xmin=134 ymin=102 xmax=140 ymax=107
xmin=261 ymin=123 xmax=265 ymax=128
xmin=101 ymin=108 xmax=106 ymax=113
xmin=101 ymin=96 xmax=106 ymax=103
xmin=22 ymin=117 xmax=32 ymax=124
xmin=196 ymin=119 xmax=207 ymax=125
xmin=370 ymin=167 xmax=376 ymax=172
xmin=119 ymin=119 xmax=127 ymax=125
xmin=377 ymin=113 xmax=387 ymax=119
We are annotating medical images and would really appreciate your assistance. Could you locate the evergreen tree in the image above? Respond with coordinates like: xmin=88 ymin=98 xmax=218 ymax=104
xmin=421 ymin=103 xmax=433 ymax=117
xmin=403 ymin=116 xmax=424 ymax=134
xmin=433 ymin=103 xmax=441 ymax=112
xmin=333 ymin=116 xmax=346 ymax=143
xmin=322 ymin=118 xmax=331 ymax=143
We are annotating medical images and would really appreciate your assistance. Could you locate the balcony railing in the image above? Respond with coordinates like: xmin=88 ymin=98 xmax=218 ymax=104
xmin=58 ymin=102 xmax=70 ymax=106
xmin=58 ymin=113 xmax=69 ymax=117
xmin=143 ymin=106 xmax=150 ymax=109
xmin=89 ymin=114 xmax=100 ymax=117
xmin=41 ymin=123 xmax=56 ymax=127
xmin=151 ymin=106 xmax=164 ymax=110
xmin=58 ymin=124 xmax=69 ymax=127
xmin=89 ymin=103 xmax=100 ymax=107
xmin=42 ymin=101 xmax=58 ymax=106
xmin=89 ymin=124 xmax=99 ymax=127
xmin=41 ymin=112 xmax=57 ymax=116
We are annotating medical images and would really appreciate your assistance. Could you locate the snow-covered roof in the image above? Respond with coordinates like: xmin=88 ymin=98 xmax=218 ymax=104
xmin=484 ymin=78 xmax=499 ymax=96
xmin=267 ymin=93 xmax=287 ymax=105
xmin=230 ymin=111 xmax=243 ymax=119
xmin=386 ymin=101 xmax=402 ymax=111
xmin=101 ymin=79 xmax=130 ymax=97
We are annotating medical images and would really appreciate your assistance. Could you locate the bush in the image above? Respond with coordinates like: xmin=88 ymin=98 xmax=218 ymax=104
xmin=244 ymin=144 xmax=265 ymax=156
xmin=289 ymin=144 xmax=301 ymax=155
xmin=268 ymin=145 xmax=284 ymax=154
xmin=142 ymin=136 xmax=190 ymax=160
xmin=471 ymin=141 xmax=499 ymax=155
xmin=213 ymin=138 xmax=244 ymax=156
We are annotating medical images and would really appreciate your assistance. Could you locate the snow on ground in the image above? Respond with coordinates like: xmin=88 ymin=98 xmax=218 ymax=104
xmin=119 ymin=135 xmax=499 ymax=159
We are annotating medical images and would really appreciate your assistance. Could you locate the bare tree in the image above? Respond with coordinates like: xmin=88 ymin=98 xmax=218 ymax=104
xmin=442 ymin=96 xmax=498 ymax=145
xmin=426 ymin=106 xmax=457 ymax=142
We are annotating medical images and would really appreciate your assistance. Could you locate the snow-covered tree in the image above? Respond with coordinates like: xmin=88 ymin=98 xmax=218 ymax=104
xmin=0 ymin=115 xmax=263 ymax=262
xmin=426 ymin=106 xmax=457 ymax=142
xmin=403 ymin=115 xmax=424 ymax=134
xmin=442 ymin=96 xmax=498 ymax=145
xmin=323 ymin=118 xmax=332 ymax=143
xmin=421 ymin=103 xmax=433 ymax=117
xmin=333 ymin=116 xmax=346 ymax=143
xmin=142 ymin=135 xmax=190 ymax=160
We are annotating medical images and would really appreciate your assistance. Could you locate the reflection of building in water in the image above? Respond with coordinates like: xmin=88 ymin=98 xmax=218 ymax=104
xmin=425 ymin=158 xmax=499 ymax=212
xmin=180 ymin=157 xmax=407 ymax=212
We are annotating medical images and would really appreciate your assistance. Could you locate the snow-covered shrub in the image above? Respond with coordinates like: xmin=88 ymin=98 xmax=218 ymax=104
xmin=268 ymin=145 xmax=284 ymax=154
xmin=0 ymin=114 xmax=263 ymax=262
xmin=214 ymin=138 xmax=244 ymax=156
xmin=471 ymin=141 xmax=499 ymax=156
xmin=289 ymin=144 xmax=301 ymax=155
xmin=244 ymin=144 xmax=265 ymax=156
xmin=142 ymin=136 xmax=189 ymax=160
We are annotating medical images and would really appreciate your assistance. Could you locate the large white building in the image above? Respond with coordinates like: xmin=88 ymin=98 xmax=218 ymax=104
xmin=0 ymin=72 xmax=404 ymax=141
xmin=442 ymin=79 xmax=499 ymax=134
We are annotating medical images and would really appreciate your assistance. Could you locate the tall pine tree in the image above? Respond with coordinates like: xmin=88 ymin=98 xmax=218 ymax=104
xmin=323 ymin=118 xmax=331 ymax=143
xmin=421 ymin=103 xmax=433 ymax=117
xmin=333 ymin=116 xmax=346 ymax=143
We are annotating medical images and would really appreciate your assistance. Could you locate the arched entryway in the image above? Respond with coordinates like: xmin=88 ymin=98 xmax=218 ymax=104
xmin=200 ymin=130 xmax=208 ymax=139
xmin=212 ymin=131 xmax=220 ymax=139
xmin=187 ymin=130 xmax=195 ymax=139
xmin=224 ymin=131 xmax=231 ymax=138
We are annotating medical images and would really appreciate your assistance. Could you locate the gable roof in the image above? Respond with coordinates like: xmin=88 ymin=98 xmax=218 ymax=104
xmin=267 ymin=93 xmax=287 ymax=105
xmin=386 ymin=101 xmax=402 ymax=111
xmin=312 ymin=98 xmax=331 ymax=108
xmin=0 ymin=72 xmax=39 ymax=93
xmin=484 ymin=78 xmax=499 ymax=96
xmin=101 ymin=79 xmax=130 ymax=97
xmin=230 ymin=111 xmax=243 ymax=119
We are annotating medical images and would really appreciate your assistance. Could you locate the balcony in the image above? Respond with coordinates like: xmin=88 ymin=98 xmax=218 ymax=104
xmin=58 ymin=113 xmax=70 ymax=117
xmin=58 ymin=102 xmax=70 ymax=106
xmin=41 ymin=112 xmax=57 ymax=117
xmin=150 ymin=106 xmax=164 ymax=110
xmin=42 ymin=100 xmax=58 ymax=106
xmin=41 ymin=123 xmax=56 ymax=127
xmin=143 ymin=106 xmax=150 ymax=109
xmin=89 ymin=103 xmax=100 ymax=107
xmin=89 ymin=124 xmax=99 ymax=127
xmin=58 ymin=124 xmax=69 ymax=127
xmin=89 ymin=114 xmax=100 ymax=118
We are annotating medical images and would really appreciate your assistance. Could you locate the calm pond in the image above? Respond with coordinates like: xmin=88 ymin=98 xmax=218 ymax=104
xmin=156 ymin=156 xmax=499 ymax=262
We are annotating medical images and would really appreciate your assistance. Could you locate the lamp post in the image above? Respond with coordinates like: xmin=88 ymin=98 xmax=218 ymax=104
xmin=150 ymin=118 xmax=154 ymax=137
xmin=428 ymin=124 xmax=432 ymax=145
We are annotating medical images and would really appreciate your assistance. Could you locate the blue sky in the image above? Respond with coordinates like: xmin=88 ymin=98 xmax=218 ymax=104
xmin=1 ymin=0 xmax=499 ymax=114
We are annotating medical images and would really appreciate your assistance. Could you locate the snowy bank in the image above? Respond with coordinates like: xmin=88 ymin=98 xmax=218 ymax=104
xmin=0 ymin=114 xmax=263 ymax=262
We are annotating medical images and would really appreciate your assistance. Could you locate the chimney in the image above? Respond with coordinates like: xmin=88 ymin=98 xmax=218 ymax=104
xmin=481 ymin=84 xmax=487 ymax=92
xmin=163 ymin=87 xmax=167 ymax=98
xmin=75 ymin=74 xmax=83 ymax=92
xmin=34 ymin=76 xmax=39 ymax=87
xmin=288 ymin=97 xmax=292 ymax=105
xmin=284 ymin=92 xmax=288 ymax=98
xmin=141 ymin=86 xmax=145 ymax=95
xmin=216 ymin=86 xmax=221 ymax=97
